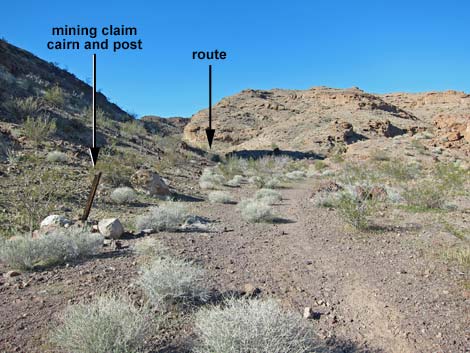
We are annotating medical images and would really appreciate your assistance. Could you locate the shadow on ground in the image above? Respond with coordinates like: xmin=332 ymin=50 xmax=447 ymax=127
xmin=226 ymin=149 xmax=325 ymax=160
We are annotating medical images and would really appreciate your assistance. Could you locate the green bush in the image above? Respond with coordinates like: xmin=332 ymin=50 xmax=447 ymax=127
xmin=335 ymin=188 xmax=378 ymax=230
xmin=23 ymin=115 xmax=56 ymax=145
xmin=121 ymin=120 xmax=147 ymax=136
xmin=3 ymin=96 xmax=42 ymax=120
xmin=44 ymin=85 xmax=65 ymax=107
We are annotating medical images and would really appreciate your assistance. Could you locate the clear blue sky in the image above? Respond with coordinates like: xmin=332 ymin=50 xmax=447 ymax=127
xmin=1 ymin=0 xmax=469 ymax=117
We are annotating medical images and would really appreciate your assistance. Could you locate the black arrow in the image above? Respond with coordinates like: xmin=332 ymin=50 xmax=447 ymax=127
xmin=88 ymin=54 xmax=100 ymax=166
xmin=205 ymin=64 xmax=215 ymax=148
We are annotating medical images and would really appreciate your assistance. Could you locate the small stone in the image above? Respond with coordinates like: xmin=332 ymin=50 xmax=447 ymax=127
xmin=243 ymin=283 xmax=261 ymax=297
xmin=98 ymin=218 xmax=124 ymax=239
xmin=40 ymin=215 xmax=70 ymax=228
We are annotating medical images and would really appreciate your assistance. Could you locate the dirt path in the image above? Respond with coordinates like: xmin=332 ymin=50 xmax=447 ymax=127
xmin=164 ymin=180 xmax=470 ymax=353
xmin=1 ymin=179 xmax=469 ymax=352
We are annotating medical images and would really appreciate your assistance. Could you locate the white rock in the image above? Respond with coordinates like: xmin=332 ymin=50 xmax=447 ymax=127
xmin=98 ymin=218 xmax=124 ymax=239
xmin=130 ymin=170 xmax=171 ymax=197
xmin=40 ymin=215 xmax=70 ymax=228
xmin=303 ymin=307 xmax=313 ymax=319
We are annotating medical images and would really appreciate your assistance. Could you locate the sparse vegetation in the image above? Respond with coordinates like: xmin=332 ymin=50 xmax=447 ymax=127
xmin=50 ymin=294 xmax=151 ymax=353
xmin=3 ymin=96 xmax=42 ymax=120
xmin=238 ymin=199 xmax=276 ymax=223
xmin=199 ymin=167 xmax=225 ymax=190
xmin=46 ymin=151 xmax=68 ymax=163
xmin=121 ymin=119 xmax=147 ymax=136
xmin=335 ymin=187 xmax=378 ymax=230
xmin=226 ymin=175 xmax=244 ymax=187
xmin=208 ymin=191 xmax=234 ymax=204
xmin=443 ymin=246 xmax=470 ymax=268
xmin=22 ymin=115 xmax=56 ymax=145
xmin=133 ymin=237 xmax=166 ymax=259
xmin=44 ymin=85 xmax=65 ymax=107
xmin=194 ymin=298 xmax=316 ymax=353
xmin=135 ymin=202 xmax=188 ymax=232
xmin=255 ymin=189 xmax=282 ymax=205
xmin=285 ymin=170 xmax=306 ymax=180
xmin=138 ymin=256 xmax=209 ymax=309
xmin=0 ymin=228 xmax=103 ymax=271
xmin=110 ymin=187 xmax=137 ymax=204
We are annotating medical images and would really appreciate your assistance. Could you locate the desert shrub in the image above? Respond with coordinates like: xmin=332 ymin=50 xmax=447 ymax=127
xmin=378 ymin=159 xmax=421 ymax=181
xmin=121 ymin=119 xmax=147 ymax=136
xmin=0 ymin=228 xmax=103 ymax=271
xmin=110 ymin=187 xmax=137 ymax=204
xmin=312 ymin=191 xmax=339 ymax=208
xmin=335 ymin=188 xmax=378 ymax=230
xmin=443 ymin=246 xmax=470 ymax=268
xmin=135 ymin=202 xmax=188 ymax=232
xmin=138 ymin=256 xmax=209 ymax=309
xmin=285 ymin=170 xmax=306 ymax=181
xmin=226 ymin=175 xmax=244 ymax=187
xmin=23 ymin=115 xmax=56 ymax=145
xmin=3 ymin=96 xmax=42 ymax=120
xmin=46 ymin=151 xmax=68 ymax=163
xmin=238 ymin=199 xmax=275 ymax=223
xmin=255 ymin=189 xmax=282 ymax=205
xmin=199 ymin=167 xmax=225 ymax=190
xmin=194 ymin=298 xmax=317 ymax=353
xmin=313 ymin=160 xmax=327 ymax=171
xmin=218 ymin=156 xmax=244 ymax=179
xmin=208 ymin=191 xmax=234 ymax=204
xmin=94 ymin=155 xmax=134 ymax=187
xmin=50 ymin=294 xmax=151 ymax=353
xmin=134 ymin=237 xmax=166 ymax=259
xmin=265 ymin=177 xmax=282 ymax=189
xmin=44 ymin=85 xmax=65 ymax=107
xmin=370 ymin=149 xmax=391 ymax=161
xmin=402 ymin=180 xmax=448 ymax=210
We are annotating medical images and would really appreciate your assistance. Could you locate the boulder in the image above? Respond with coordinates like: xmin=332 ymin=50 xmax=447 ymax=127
xmin=98 ymin=218 xmax=124 ymax=239
xmin=130 ymin=170 xmax=171 ymax=197
xmin=40 ymin=215 xmax=70 ymax=228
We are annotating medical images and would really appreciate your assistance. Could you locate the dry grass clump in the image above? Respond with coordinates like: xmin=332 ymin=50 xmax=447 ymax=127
xmin=225 ymin=175 xmax=244 ymax=187
xmin=110 ymin=187 xmax=137 ymax=204
xmin=238 ymin=199 xmax=276 ymax=223
xmin=133 ymin=237 xmax=167 ymax=259
xmin=443 ymin=246 xmax=470 ymax=268
xmin=255 ymin=189 xmax=282 ymax=205
xmin=138 ymin=256 xmax=209 ymax=309
xmin=335 ymin=187 xmax=378 ymax=230
xmin=0 ymin=228 xmax=103 ymax=270
xmin=23 ymin=115 xmax=56 ymax=145
xmin=208 ymin=191 xmax=234 ymax=204
xmin=46 ymin=151 xmax=68 ymax=163
xmin=194 ymin=298 xmax=317 ymax=353
xmin=50 ymin=294 xmax=151 ymax=353
xmin=285 ymin=170 xmax=306 ymax=181
xmin=4 ymin=96 xmax=43 ymax=120
xmin=199 ymin=167 xmax=225 ymax=190
xmin=135 ymin=202 xmax=188 ymax=232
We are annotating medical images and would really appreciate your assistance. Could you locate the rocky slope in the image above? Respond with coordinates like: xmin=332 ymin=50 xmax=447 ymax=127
xmin=184 ymin=86 xmax=470 ymax=156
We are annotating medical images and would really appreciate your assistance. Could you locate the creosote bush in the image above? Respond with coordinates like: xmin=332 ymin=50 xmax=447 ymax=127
xmin=110 ymin=187 xmax=137 ymax=204
xmin=194 ymin=298 xmax=317 ymax=353
xmin=44 ymin=85 xmax=65 ymax=107
xmin=238 ymin=199 xmax=275 ymax=223
xmin=208 ymin=191 xmax=234 ymax=204
xmin=255 ymin=189 xmax=282 ymax=205
xmin=138 ymin=256 xmax=209 ymax=309
xmin=335 ymin=188 xmax=377 ymax=230
xmin=50 ymin=294 xmax=151 ymax=353
xmin=0 ymin=228 xmax=103 ymax=270
xmin=135 ymin=202 xmax=188 ymax=232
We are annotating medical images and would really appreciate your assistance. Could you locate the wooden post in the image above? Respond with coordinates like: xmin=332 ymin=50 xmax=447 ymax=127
xmin=81 ymin=172 xmax=102 ymax=221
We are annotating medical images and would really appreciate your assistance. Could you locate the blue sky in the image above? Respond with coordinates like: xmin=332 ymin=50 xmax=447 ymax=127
xmin=1 ymin=0 xmax=469 ymax=117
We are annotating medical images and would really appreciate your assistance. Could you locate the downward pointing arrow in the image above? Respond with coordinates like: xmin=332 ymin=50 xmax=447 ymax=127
xmin=205 ymin=64 xmax=215 ymax=149
xmin=88 ymin=54 xmax=100 ymax=166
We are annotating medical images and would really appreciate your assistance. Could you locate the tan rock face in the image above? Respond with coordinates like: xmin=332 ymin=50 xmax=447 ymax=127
xmin=434 ymin=114 xmax=470 ymax=143
xmin=130 ymin=170 xmax=171 ymax=197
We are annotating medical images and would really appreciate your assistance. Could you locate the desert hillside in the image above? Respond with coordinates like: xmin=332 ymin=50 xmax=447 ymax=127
xmin=184 ymin=86 xmax=470 ymax=156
